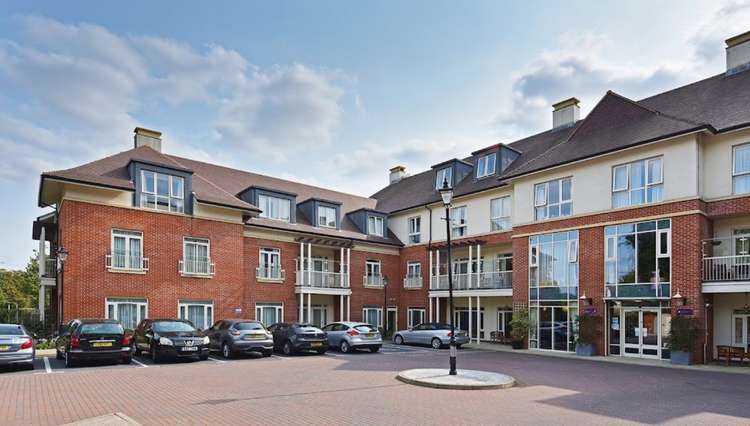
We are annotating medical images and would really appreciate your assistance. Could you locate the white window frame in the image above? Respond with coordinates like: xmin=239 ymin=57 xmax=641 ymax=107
xmin=476 ymin=153 xmax=497 ymax=178
xmin=407 ymin=261 xmax=421 ymax=278
xmin=366 ymin=260 xmax=382 ymax=277
xmin=140 ymin=170 xmax=184 ymax=213
xmin=105 ymin=298 xmax=148 ymax=330
xmin=611 ymin=157 xmax=663 ymax=207
xmin=182 ymin=237 xmax=212 ymax=276
xmin=362 ymin=307 xmax=383 ymax=328
xmin=534 ymin=177 xmax=572 ymax=220
xmin=605 ymin=235 xmax=617 ymax=261
xmin=407 ymin=308 xmax=426 ymax=328
xmin=408 ymin=216 xmax=421 ymax=244
xmin=529 ymin=243 xmax=538 ymax=267
xmin=450 ymin=206 xmax=468 ymax=237
xmin=110 ymin=229 xmax=144 ymax=270
xmin=435 ymin=167 xmax=452 ymax=189
xmin=178 ymin=300 xmax=213 ymax=330
xmin=657 ymin=229 xmax=671 ymax=257
xmin=256 ymin=303 xmax=284 ymax=326
xmin=258 ymin=194 xmax=291 ymax=222
xmin=733 ymin=143 xmax=750 ymax=194
xmin=490 ymin=196 xmax=512 ymax=231
xmin=568 ymin=240 xmax=578 ymax=263
xmin=317 ymin=206 xmax=337 ymax=228
xmin=368 ymin=216 xmax=384 ymax=236
xmin=259 ymin=248 xmax=282 ymax=280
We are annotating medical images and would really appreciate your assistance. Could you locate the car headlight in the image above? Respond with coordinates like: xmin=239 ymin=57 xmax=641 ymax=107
xmin=158 ymin=337 xmax=173 ymax=346
xmin=202 ymin=336 xmax=210 ymax=345
xmin=265 ymin=332 xmax=273 ymax=339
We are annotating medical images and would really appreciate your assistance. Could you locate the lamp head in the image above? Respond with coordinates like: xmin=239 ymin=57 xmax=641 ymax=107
xmin=438 ymin=178 xmax=453 ymax=206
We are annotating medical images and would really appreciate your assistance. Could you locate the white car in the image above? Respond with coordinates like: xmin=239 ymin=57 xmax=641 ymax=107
xmin=393 ymin=322 xmax=469 ymax=349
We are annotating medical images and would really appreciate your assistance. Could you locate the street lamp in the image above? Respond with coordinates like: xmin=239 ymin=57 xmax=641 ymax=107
xmin=56 ymin=246 xmax=68 ymax=328
xmin=438 ymin=178 xmax=457 ymax=376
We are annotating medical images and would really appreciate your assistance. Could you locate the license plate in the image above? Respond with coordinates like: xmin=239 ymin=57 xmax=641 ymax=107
xmin=244 ymin=335 xmax=263 ymax=340
xmin=92 ymin=342 xmax=112 ymax=348
xmin=181 ymin=346 xmax=198 ymax=351
xmin=0 ymin=345 xmax=9 ymax=352
xmin=366 ymin=333 xmax=376 ymax=338
xmin=310 ymin=342 xmax=322 ymax=348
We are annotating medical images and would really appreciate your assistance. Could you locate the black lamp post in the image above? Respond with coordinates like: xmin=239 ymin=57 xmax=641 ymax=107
xmin=438 ymin=178 xmax=457 ymax=375
xmin=56 ymin=246 xmax=68 ymax=328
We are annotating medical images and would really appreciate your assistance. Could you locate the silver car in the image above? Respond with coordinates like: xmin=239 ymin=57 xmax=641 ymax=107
xmin=393 ymin=322 xmax=469 ymax=349
xmin=0 ymin=324 xmax=35 ymax=369
xmin=322 ymin=322 xmax=383 ymax=353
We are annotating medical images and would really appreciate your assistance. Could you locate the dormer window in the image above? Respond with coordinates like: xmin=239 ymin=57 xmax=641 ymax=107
xmin=368 ymin=216 xmax=384 ymax=237
xmin=258 ymin=194 xmax=291 ymax=222
xmin=141 ymin=170 xmax=184 ymax=213
xmin=318 ymin=206 xmax=337 ymax=228
xmin=476 ymin=153 xmax=496 ymax=178
xmin=435 ymin=167 xmax=452 ymax=189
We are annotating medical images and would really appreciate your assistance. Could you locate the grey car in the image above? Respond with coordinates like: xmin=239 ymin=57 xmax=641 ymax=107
xmin=393 ymin=322 xmax=469 ymax=349
xmin=0 ymin=324 xmax=35 ymax=369
xmin=322 ymin=322 xmax=382 ymax=353
xmin=206 ymin=319 xmax=274 ymax=359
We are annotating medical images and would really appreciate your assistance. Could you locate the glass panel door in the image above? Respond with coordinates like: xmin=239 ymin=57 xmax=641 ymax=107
xmin=641 ymin=310 xmax=660 ymax=358
xmin=553 ymin=307 xmax=569 ymax=352
xmin=623 ymin=310 xmax=640 ymax=356
xmin=539 ymin=307 xmax=553 ymax=350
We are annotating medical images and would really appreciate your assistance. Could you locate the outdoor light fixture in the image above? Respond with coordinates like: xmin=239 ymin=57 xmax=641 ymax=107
xmin=672 ymin=292 xmax=686 ymax=307
xmin=439 ymin=177 xmax=458 ymax=376
xmin=579 ymin=292 xmax=592 ymax=307
xmin=56 ymin=246 xmax=68 ymax=264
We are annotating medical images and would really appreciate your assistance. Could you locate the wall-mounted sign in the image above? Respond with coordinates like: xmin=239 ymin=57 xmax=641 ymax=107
xmin=584 ymin=307 xmax=598 ymax=315
xmin=234 ymin=308 xmax=242 ymax=314
xmin=677 ymin=308 xmax=694 ymax=317
xmin=733 ymin=309 xmax=750 ymax=315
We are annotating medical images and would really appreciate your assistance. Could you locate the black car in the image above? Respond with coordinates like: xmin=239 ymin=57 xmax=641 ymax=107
xmin=55 ymin=319 xmax=132 ymax=368
xmin=206 ymin=319 xmax=274 ymax=358
xmin=268 ymin=322 xmax=328 ymax=355
xmin=133 ymin=319 xmax=210 ymax=363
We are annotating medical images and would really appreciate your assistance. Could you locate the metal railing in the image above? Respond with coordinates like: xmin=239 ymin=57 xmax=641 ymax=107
xmin=105 ymin=254 xmax=149 ymax=272
xmin=363 ymin=275 xmax=385 ymax=288
xmin=42 ymin=258 xmax=57 ymax=278
xmin=295 ymin=259 xmax=349 ymax=288
xmin=179 ymin=257 xmax=215 ymax=276
xmin=256 ymin=266 xmax=285 ymax=280
xmin=702 ymin=255 xmax=750 ymax=282
xmin=403 ymin=276 xmax=423 ymax=289
xmin=431 ymin=271 xmax=512 ymax=290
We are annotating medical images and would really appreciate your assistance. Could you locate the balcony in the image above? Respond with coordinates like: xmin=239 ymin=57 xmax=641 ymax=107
xmin=431 ymin=271 xmax=512 ymax=290
xmin=105 ymin=254 xmax=149 ymax=273
xmin=403 ymin=276 xmax=423 ymax=289
xmin=363 ymin=275 xmax=385 ymax=288
xmin=42 ymin=257 xmax=57 ymax=278
xmin=702 ymin=237 xmax=750 ymax=282
xmin=179 ymin=256 xmax=215 ymax=277
xmin=256 ymin=266 xmax=285 ymax=281
xmin=295 ymin=259 xmax=349 ymax=289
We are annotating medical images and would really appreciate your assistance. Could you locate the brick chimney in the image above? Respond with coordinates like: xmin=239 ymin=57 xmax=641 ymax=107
xmin=552 ymin=97 xmax=580 ymax=129
xmin=389 ymin=165 xmax=406 ymax=185
xmin=726 ymin=30 xmax=750 ymax=75
xmin=134 ymin=127 xmax=162 ymax=152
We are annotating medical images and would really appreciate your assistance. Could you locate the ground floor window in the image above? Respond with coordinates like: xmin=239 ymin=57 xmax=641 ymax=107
xmin=106 ymin=298 xmax=147 ymax=330
xmin=607 ymin=302 xmax=670 ymax=359
xmin=311 ymin=305 xmax=328 ymax=328
xmin=497 ymin=310 xmax=513 ymax=336
xmin=256 ymin=303 xmax=283 ymax=326
xmin=733 ymin=314 xmax=750 ymax=348
xmin=178 ymin=300 xmax=213 ymax=330
xmin=529 ymin=302 xmax=578 ymax=352
xmin=408 ymin=308 xmax=425 ymax=328
xmin=362 ymin=306 xmax=383 ymax=328
xmin=454 ymin=307 xmax=485 ymax=339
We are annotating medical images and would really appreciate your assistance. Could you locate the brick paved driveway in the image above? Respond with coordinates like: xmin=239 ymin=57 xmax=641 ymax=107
xmin=1 ymin=344 xmax=749 ymax=425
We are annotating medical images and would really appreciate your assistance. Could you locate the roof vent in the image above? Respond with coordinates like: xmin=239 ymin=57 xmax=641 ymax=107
xmin=726 ymin=30 xmax=750 ymax=75
xmin=389 ymin=165 xmax=406 ymax=185
xmin=134 ymin=127 xmax=162 ymax=152
xmin=552 ymin=97 xmax=580 ymax=128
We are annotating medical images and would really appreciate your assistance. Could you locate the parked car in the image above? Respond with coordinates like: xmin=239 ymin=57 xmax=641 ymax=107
xmin=393 ymin=322 xmax=469 ymax=349
xmin=206 ymin=319 xmax=274 ymax=358
xmin=321 ymin=322 xmax=382 ymax=353
xmin=268 ymin=323 xmax=327 ymax=355
xmin=55 ymin=319 xmax=132 ymax=368
xmin=0 ymin=323 xmax=35 ymax=369
xmin=133 ymin=319 xmax=209 ymax=363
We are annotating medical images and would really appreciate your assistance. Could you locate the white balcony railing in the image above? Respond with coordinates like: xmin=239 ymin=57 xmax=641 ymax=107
xmin=256 ymin=266 xmax=285 ymax=281
xmin=295 ymin=259 xmax=349 ymax=288
xmin=106 ymin=254 xmax=149 ymax=272
xmin=431 ymin=271 xmax=512 ymax=290
xmin=42 ymin=257 xmax=57 ymax=278
xmin=179 ymin=257 xmax=215 ymax=276
xmin=702 ymin=255 xmax=750 ymax=282
xmin=363 ymin=275 xmax=385 ymax=288
xmin=403 ymin=276 xmax=423 ymax=289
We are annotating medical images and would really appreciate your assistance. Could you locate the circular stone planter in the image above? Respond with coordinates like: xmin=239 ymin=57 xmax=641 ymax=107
xmin=396 ymin=368 xmax=515 ymax=390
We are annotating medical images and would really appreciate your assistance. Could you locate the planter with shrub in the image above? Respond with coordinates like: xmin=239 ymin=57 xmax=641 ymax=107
xmin=575 ymin=313 xmax=599 ymax=356
xmin=665 ymin=315 xmax=702 ymax=365
xmin=509 ymin=309 xmax=530 ymax=350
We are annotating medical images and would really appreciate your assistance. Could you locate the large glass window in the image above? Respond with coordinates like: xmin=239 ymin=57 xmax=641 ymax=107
xmin=528 ymin=231 xmax=579 ymax=352
xmin=258 ymin=195 xmax=291 ymax=222
xmin=734 ymin=144 xmax=750 ymax=194
xmin=490 ymin=196 xmax=511 ymax=231
xmin=362 ymin=307 xmax=383 ymax=328
xmin=368 ymin=216 xmax=384 ymax=236
xmin=612 ymin=157 xmax=663 ymax=208
xmin=408 ymin=216 xmax=421 ymax=244
xmin=140 ymin=171 xmax=184 ymax=213
xmin=318 ymin=206 xmax=337 ymax=228
xmin=436 ymin=167 xmax=452 ymax=189
xmin=534 ymin=178 xmax=572 ymax=220
xmin=476 ymin=153 xmax=496 ymax=178
xmin=178 ymin=301 xmax=213 ymax=330
xmin=106 ymin=298 xmax=147 ymax=331
xmin=256 ymin=303 xmax=283 ymax=326
xmin=110 ymin=230 xmax=143 ymax=270
xmin=451 ymin=206 xmax=467 ymax=237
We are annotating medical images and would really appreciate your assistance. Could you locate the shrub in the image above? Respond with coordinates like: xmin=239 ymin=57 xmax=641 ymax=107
xmin=509 ymin=309 xmax=531 ymax=342
xmin=666 ymin=315 xmax=702 ymax=352
xmin=577 ymin=313 xmax=600 ymax=345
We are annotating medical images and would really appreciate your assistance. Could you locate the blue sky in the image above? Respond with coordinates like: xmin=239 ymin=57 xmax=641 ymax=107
xmin=0 ymin=1 xmax=748 ymax=268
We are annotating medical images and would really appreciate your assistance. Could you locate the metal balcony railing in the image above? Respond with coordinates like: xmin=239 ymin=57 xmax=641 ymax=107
xmin=256 ymin=266 xmax=285 ymax=281
xmin=105 ymin=254 xmax=149 ymax=272
xmin=295 ymin=259 xmax=349 ymax=288
xmin=430 ymin=271 xmax=512 ymax=290
xmin=179 ymin=256 xmax=215 ymax=276
xmin=403 ymin=276 xmax=423 ymax=289
xmin=42 ymin=257 xmax=57 ymax=278
xmin=363 ymin=275 xmax=385 ymax=288
xmin=702 ymin=255 xmax=750 ymax=282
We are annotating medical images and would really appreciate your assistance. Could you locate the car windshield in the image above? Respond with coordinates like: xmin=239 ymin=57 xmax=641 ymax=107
xmin=234 ymin=322 xmax=264 ymax=331
xmin=354 ymin=324 xmax=377 ymax=333
xmin=153 ymin=321 xmax=196 ymax=332
xmin=0 ymin=325 xmax=25 ymax=335
xmin=80 ymin=323 xmax=123 ymax=335
xmin=296 ymin=324 xmax=321 ymax=332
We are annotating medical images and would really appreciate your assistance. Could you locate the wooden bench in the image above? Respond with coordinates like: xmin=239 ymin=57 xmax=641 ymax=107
xmin=717 ymin=345 xmax=749 ymax=366
xmin=490 ymin=331 xmax=512 ymax=345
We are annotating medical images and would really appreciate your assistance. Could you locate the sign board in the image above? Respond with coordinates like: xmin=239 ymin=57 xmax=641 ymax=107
xmin=234 ymin=308 xmax=242 ymax=314
xmin=584 ymin=307 xmax=598 ymax=315
xmin=677 ymin=308 xmax=694 ymax=316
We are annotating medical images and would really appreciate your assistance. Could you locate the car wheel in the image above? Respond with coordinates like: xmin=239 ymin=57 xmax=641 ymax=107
xmin=282 ymin=341 xmax=294 ymax=356
xmin=394 ymin=335 xmax=404 ymax=345
xmin=56 ymin=349 xmax=63 ymax=360
xmin=64 ymin=350 xmax=75 ymax=368
xmin=370 ymin=346 xmax=380 ymax=353
xmin=122 ymin=356 xmax=132 ymax=364
xmin=222 ymin=343 xmax=233 ymax=359
xmin=431 ymin=338 xmax=442 ymax=350
xmin=262 ymin=350 xmax=272 ymax=357
xmin=339 ymin=340 xmax=350 ymax=353
xmin=151 ymin=346 xmax=161 ymax=363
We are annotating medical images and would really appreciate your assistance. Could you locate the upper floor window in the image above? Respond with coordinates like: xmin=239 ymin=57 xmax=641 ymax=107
xmin=408 ymin=216 xmax=421 ymax=244
xmin=141 ymin=171 xmax=184 ymax=213
xmin=318 ymin=206 xmax=337 ymax=228
xmin=258 ymin=248 xmax=282 ymax=280
xmin=476 ymin=153 xmax=496 ymax=178
xmin=490 ymin=196 xmax=511 ymax=231
xmin=733 ymin=144 xmax=750 ymax=194
xmin=407 ymin=261 xmax=421 ymax=278
xmin=258 ymin=194 xmax=291 ymax=222
xmin=364 ymin=260 xmax=384 ymax=287
xmin=612 ymin=157 xmax=663 ymax=208
xmin=534 ymin=177 xmax=572 ymax=221
xmin=181 ymin=237 xmax=213 ymax=276
xmin=436 ymin=167 xmax=452 ymax=189
xmin=109 ymin=229 xmax=145 ymax=271
xmin=368 ymin=216 xmax=384 ymax=236
xmin=451 ymin=206 xmax=467 ymax=237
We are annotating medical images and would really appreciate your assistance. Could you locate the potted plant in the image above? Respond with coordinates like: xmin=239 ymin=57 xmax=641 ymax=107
xmin=575 ymin=313 xmax=599 ymax=356
xmin=666 ymin=315 xmax=702 ymax=365
xmin=509 ymin=309 xmax=530 ymax=349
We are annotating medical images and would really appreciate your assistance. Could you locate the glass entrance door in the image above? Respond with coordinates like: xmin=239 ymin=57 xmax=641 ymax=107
xmin=538 ymin=306 xmax=571 ymax=351
xmin=733 ymin=315 xmax=750 ymax=349
xmin=455 ymin=309 xmax=484 ymax=339
xmin=622 ymin=308 xmax=660 ymax=358
xmin=497 ymin=311 xmax=512 ymax=337
xmin=311 ymin=305 xmax=327 ymax=328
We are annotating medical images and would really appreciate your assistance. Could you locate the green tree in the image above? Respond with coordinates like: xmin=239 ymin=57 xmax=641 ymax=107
xmin=0 ymin=252 xmax=40 ymax=309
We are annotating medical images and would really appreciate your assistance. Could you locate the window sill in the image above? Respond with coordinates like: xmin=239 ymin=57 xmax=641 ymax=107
xmin=256 ymin=277 xmax=285 ymax=283
xmin=107 ymin=268 xmax=147 ymax=275
xmin=403 ymin=286 xmax=423 ymax=290
xmin=180 ymin=273 xmax=213 ymax=279
xmin=363 ymin=284 xmax=386 ymax=289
